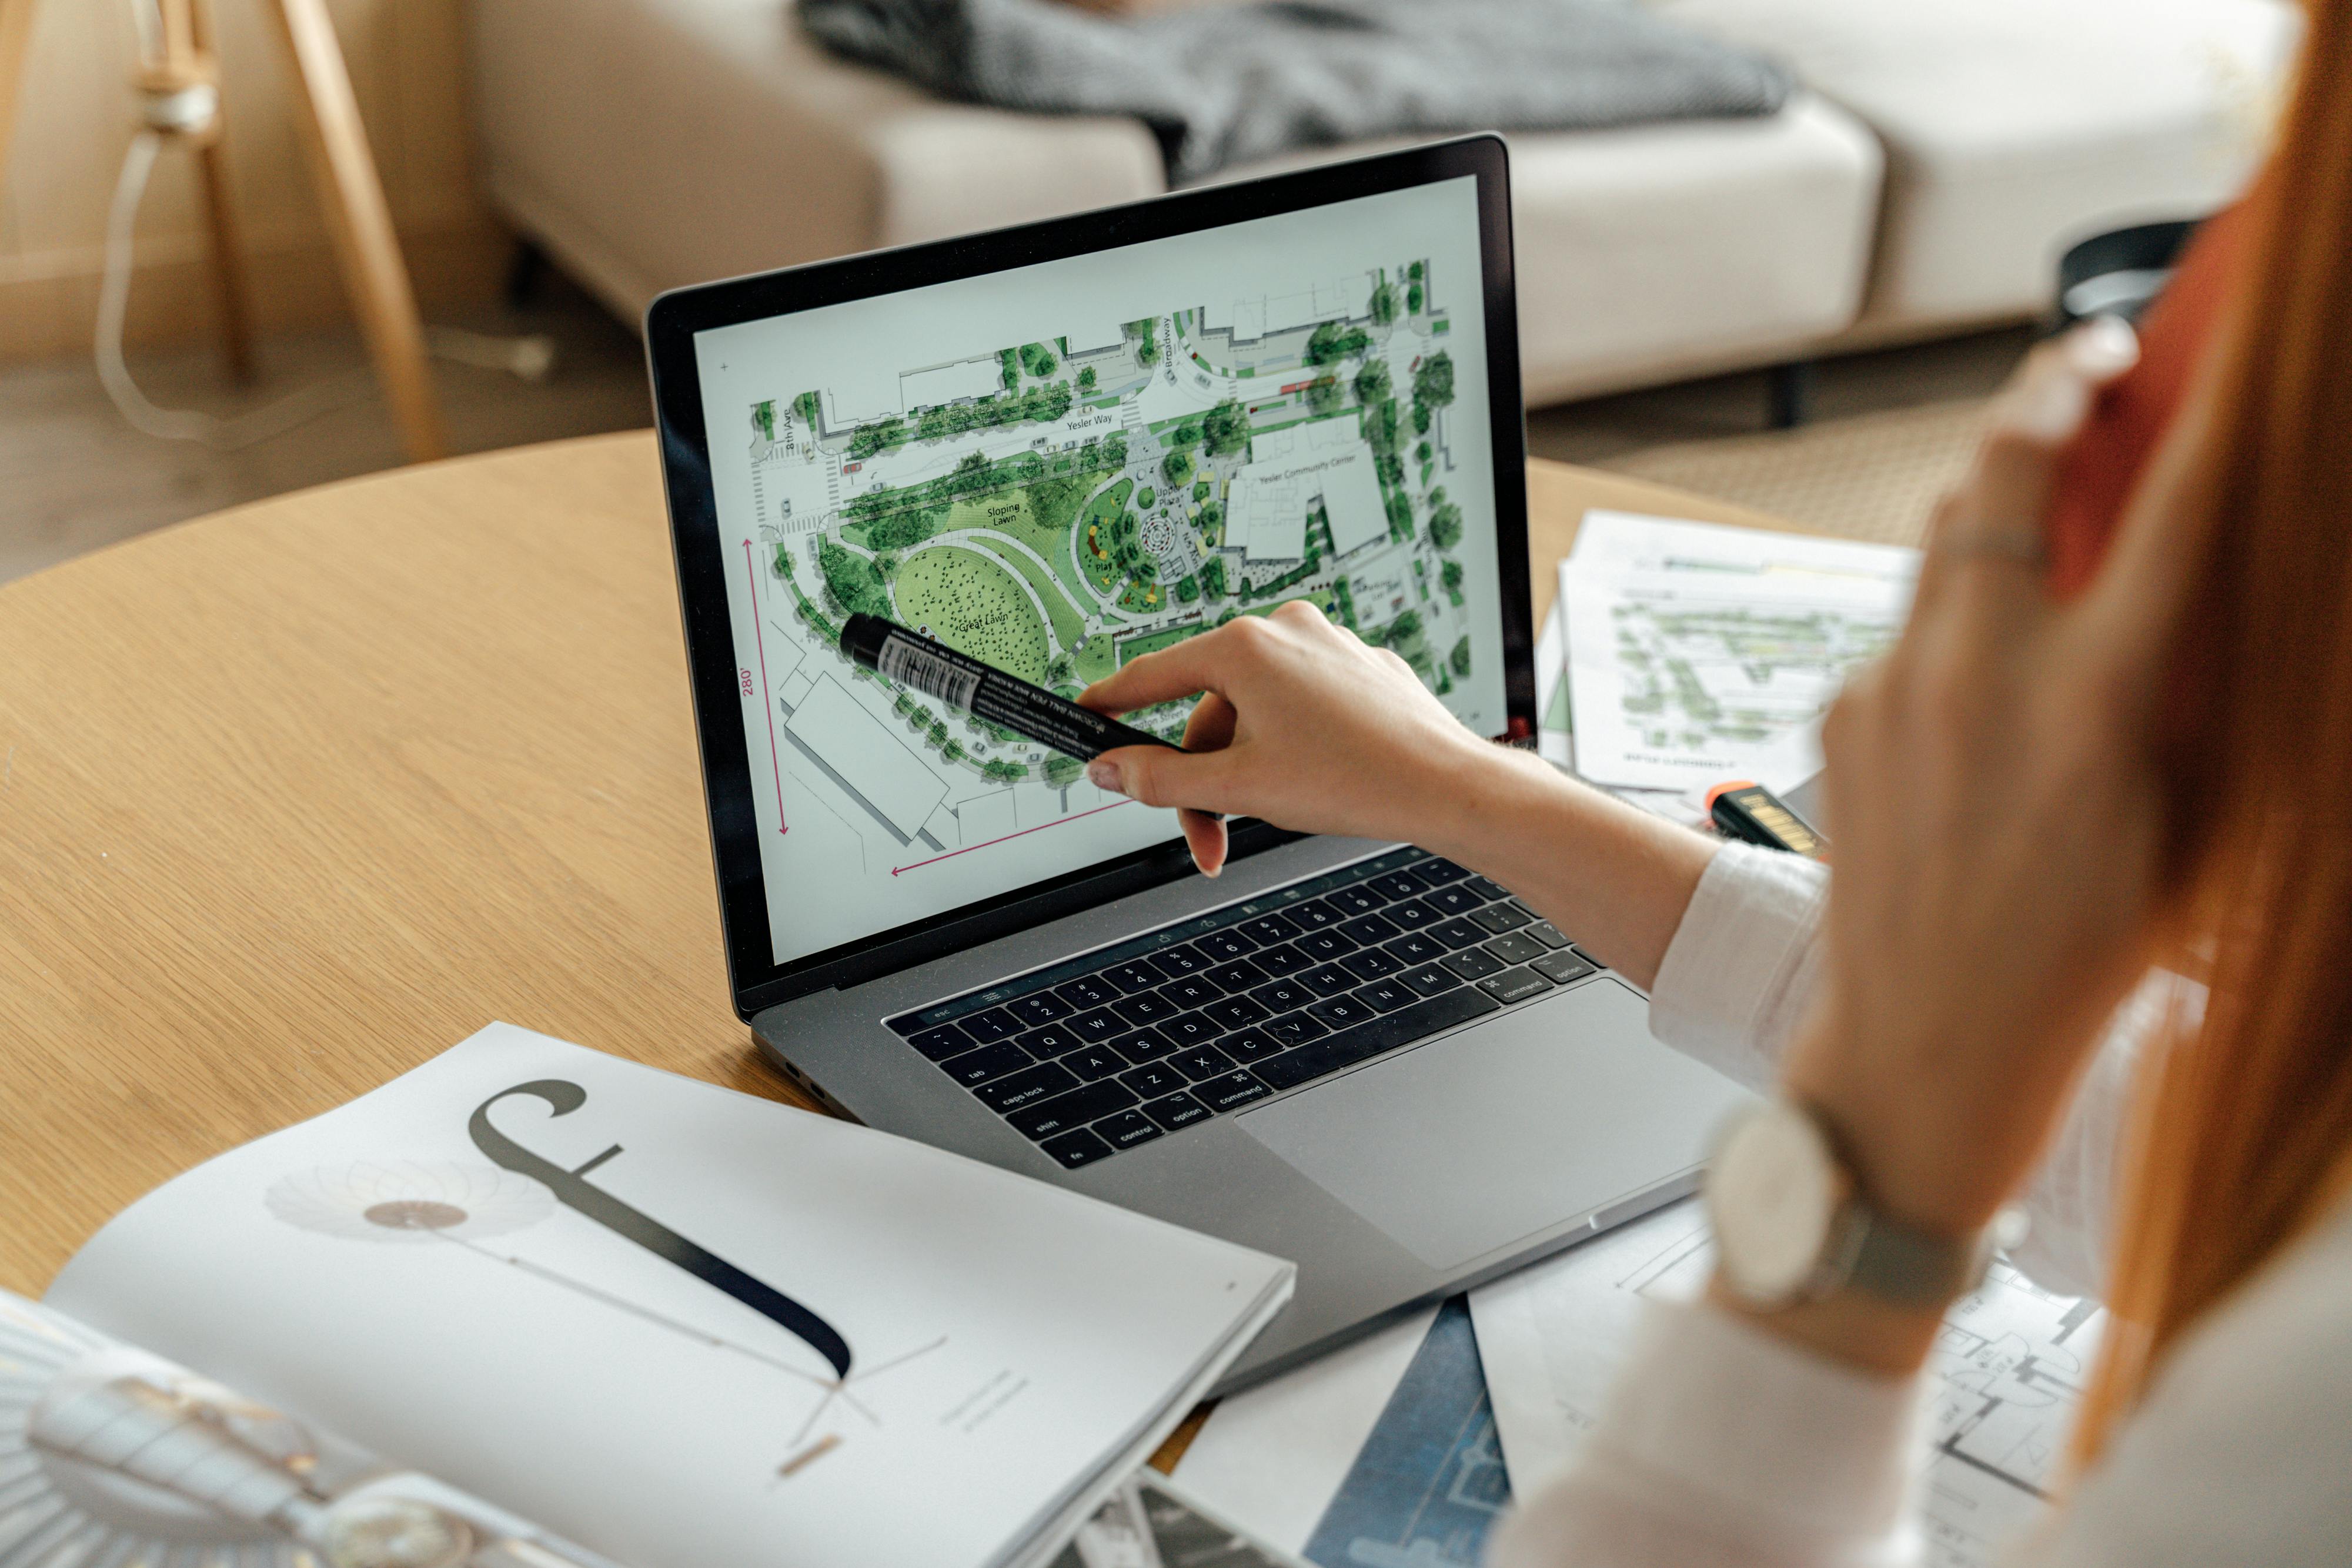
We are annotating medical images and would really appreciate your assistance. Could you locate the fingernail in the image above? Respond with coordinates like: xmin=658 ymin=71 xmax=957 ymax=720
xmin=2067 ymin=314 xmax=2140 ymax=378
xmin=1088 ymin=760 xmax=1123 ymax=794
xmin=2002 ymin=370 xmax=2093 ymax=444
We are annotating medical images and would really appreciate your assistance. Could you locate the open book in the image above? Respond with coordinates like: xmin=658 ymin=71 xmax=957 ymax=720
xmin=9 ymin=1024 xmax=1294 ymax=1567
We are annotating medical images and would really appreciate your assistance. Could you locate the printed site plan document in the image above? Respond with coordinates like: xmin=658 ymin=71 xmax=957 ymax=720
xmin=1559 ymin=513 xmax=1920 ymax=793
xmin=1468 ymin=1199 xmax=2107 ymax=1568
xmin=35 ymin=1024 xmax=1295 ymax=1568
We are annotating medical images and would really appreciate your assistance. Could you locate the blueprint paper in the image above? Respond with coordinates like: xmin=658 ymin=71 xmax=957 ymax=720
xmin=1175 ymin=1306 xmax=1438 ymax=1554
xmin=1469 ymin=1199 xmax=2107 ymax=1568
xmin=48 ymin=1025 xmax=1294 ymax=1568
xmin=1538 ymin=579 xmax=1709 ymax=829
xmin=1560 ymin=512 xmax=1919 ymax=793
xmin=1178 ymin=1299 xmax=1512 ymax=1568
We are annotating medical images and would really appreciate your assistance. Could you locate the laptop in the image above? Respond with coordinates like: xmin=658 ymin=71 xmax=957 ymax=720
xmin=645 ymin=136 xmax=1750 ymax=1389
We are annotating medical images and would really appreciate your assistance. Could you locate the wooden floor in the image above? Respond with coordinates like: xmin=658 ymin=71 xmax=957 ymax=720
xmin=0 ymin=270 xmax=2030 ymax=586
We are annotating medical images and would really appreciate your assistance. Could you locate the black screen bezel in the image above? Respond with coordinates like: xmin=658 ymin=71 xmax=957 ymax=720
xmin=646 ymin=134 xmax=1535 ymax=1019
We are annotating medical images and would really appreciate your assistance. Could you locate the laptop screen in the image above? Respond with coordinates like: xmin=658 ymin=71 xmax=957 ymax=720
xmin=688 ymin=172 xmax=1511 ymax=972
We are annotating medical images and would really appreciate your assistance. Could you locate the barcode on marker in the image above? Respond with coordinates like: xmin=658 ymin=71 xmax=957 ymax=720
xmin=877 ymin=634 xmax=981 ymax=713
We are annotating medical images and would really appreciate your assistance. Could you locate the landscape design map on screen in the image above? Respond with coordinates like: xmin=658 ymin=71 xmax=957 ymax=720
xmin=693 ymin=178 xmax=1505 ymax=968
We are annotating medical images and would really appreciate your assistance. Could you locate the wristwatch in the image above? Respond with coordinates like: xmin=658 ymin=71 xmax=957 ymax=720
xmin=1705 ymin=1099 xmax=2019 ymax=1311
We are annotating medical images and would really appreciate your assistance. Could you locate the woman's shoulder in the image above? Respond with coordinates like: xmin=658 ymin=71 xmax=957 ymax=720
xmin=2046 ymin=1193 xmax=2352 ymax=1564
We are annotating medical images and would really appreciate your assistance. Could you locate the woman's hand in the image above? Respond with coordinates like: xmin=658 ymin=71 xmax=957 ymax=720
xmin=1783 ymin=316 xmax=2213 ymax=1245
xmin=1077 ymin=600 xmax=1498 ymax=875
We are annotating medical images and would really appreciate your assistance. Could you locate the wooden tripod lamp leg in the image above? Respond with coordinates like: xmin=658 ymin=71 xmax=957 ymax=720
xmin=262 ymin=0 xmax=446 ymax=463
xmin=0 ymin=0 xmax=38 ymax=186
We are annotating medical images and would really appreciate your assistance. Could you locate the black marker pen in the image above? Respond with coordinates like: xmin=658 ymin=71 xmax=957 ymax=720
xmin=840 ymin=613 xmax=1178 ymax=762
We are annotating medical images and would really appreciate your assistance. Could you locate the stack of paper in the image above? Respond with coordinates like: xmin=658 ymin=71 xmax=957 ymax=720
xmin=1545 ymin=511 xmax=1920 ymax=802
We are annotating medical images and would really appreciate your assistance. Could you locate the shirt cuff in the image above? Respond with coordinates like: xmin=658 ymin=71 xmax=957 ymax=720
xmin=1649 ymin=841 xmax=1830 ymax=1089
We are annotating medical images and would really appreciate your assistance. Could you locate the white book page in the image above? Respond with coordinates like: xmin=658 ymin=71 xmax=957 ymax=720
xmin=48 ymin=1024 xmax=1292 ymax=1568
xmin=1560 ymin=512 xmax=1918 ymax=793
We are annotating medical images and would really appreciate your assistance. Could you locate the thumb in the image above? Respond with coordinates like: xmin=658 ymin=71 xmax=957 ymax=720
xmin=1087 ymin=743 xmax=1235 ymax=814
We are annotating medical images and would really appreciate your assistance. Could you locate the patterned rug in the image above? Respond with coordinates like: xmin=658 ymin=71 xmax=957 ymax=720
xmin=1595 ymin=397 xmax=1994 ymax=547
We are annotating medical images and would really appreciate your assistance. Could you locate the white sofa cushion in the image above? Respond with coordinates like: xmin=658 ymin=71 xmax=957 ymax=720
xmin=1655 ymin=0 xmax=2298 ymax=328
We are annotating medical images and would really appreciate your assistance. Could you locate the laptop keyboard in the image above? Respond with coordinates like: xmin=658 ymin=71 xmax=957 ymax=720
xmin=886 ymin=847 xmax=1604 ymax=1172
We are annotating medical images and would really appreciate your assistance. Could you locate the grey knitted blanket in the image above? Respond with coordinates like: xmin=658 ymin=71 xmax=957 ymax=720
xmin=799 ymin=0 xmax=1793 ymax=183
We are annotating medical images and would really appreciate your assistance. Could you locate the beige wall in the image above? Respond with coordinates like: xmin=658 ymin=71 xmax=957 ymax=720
xmin=0 ymin=0 xmax=505 ymax=362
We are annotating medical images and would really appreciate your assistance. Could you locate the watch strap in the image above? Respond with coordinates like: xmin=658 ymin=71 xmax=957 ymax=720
xmin=1845 ymin=1208 xmax=1994 ymax=1308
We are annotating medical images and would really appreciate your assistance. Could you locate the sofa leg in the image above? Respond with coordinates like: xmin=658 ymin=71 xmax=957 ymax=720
xmin=1767 ymin=359 xmax=1816 ymax=429
xmin=505 ymin=237 xmax=548 ymax=311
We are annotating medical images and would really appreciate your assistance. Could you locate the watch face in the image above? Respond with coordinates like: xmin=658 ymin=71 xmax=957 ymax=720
xmin=1708 ymin=1102 xmax=1840 ymax=1306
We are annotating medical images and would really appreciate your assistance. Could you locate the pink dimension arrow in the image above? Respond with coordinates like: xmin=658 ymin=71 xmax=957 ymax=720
xmin=892 ymin=798 xmax=1131 ymax=876
xmin=742 ymin=539 xmax=789 ymax=836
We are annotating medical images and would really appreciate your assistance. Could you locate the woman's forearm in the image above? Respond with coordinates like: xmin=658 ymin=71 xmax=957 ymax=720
xmin=1418 ymin=745 xmax=1719 ymax=991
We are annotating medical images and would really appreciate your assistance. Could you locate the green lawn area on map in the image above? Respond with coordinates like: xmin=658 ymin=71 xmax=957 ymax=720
xmin=953 ymin=533 xmax=1086 ymax=659
xmin=891 ymin=545 xmax=1051 ymax=684
xmin=933 ymin=477 xmax=1107 ymax=623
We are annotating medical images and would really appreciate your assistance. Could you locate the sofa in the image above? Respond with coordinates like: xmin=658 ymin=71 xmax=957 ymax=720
xmin=470 ymin=0 xmax=2296 ymax=407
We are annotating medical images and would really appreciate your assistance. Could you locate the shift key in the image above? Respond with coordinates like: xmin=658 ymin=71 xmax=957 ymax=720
xmin=1007 ymin=1080 xmax=1139 ymax=1141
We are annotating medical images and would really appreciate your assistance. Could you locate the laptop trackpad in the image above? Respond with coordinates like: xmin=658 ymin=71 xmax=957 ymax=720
xmin=1235 ymin=978 xmax=1740 ymax=1270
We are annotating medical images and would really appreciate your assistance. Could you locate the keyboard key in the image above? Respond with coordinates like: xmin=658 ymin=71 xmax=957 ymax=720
xmin=1239 ymin=913 xmax=1304 ymax=945
xmin=1219 ymin=1027 xmax=1287 ymax=1062
xmin=1251 ymin=942 xmax=1316 ymax=977
xmin=1112 ymin=991 xmax=1180 ymax=1026
xmin=974 ymin=1061 xmax=1080 ymax=1114
xmin=1440 ymin=947 xmax=1506 ymax=981
xmin=1154 ymin=943 xmax=1212 ymax=975
xmin=1062 ymin=1044 xmax=1130 ymax=1081
xmin=1338 ymin=912 xmax=1403 ymax=945
xmin=1261 ymin=1011 xmax=1331 ymax=1047
xmin=1469 ymin=902 xmax=1534 ymax=935
xmin=1532 ymin=950 xmax=1598 ymax=985
xmin=1251 ymin=977 xmax=1317 ymax=1013
xmin=906 ymin=1024 xmax=974 ymax=1061
xmin=1172 ymin=1044 xmax=1240 ymax=1081
xmin=1322 ymin=883 xmax=1388 ymax=917
xmin=1339 ymin=946 xmax=1405 ymax=981
xmin=1057 ymin=975 xmax=1117 ymax=1009
xmin=1008 ymin=1080 xmax=1139 ymax=1141
xmin=1102 ymin=960 xmax=1167 ymax=995
xmin=1524 ymin=920 xmax=1570 ymax=950
xmin=1095 ymin=1109 xmax=1165 ymax=1151
xmin=960 ymin=1007 xmax=1023 ymax=1044
xmin=1252 ymin=986 xmax=1501 ymax=1090
xmin=1365 ymin=870 xmax=1431 ymax=901
xmin=1121 ymin=1061 xmax=1190 ymax=1098
xmin=1479 ymin=967 xmax=1555 ymax=1005
xmin=1206 ymin=958 xmax=1269 ymax=992
xmin=1203 ymin=994 xmax=1270 ymax=1030
xmin=1295 ymin=929 xmax=1359 ymax=962
xmin=1192 ymin=1071 xmax=1271 ymax=1112
xmin=1414 ymin=856 xmax=1474 ymax=885
xmin=1382 ymin=898 xmax=1441 ymax=931
xmin=1425 ymin=885 xmax=1484 ymax=917
xmin=938 ymin=1040 xmax=1033 ymax=1086
xmin=1039 ymin=1128 xmax=1117 ymax=1169
xmin=1384 ymin=931 xmax=1448 ymax=965
xmin=1465 ymin=875 xmax=1511 ymax=902
xmin=1195 ymin=928 xmax=1260 ymax=961
xmin=1142 ymin=1091 xmax=1214 ymax=1131
xmin=1161 ymin=975 xmax=1226 ymax=1009
xmin=1018 ymin=1024 xmax=1082 ymax=1058
xmin=1288 ymin=898 xmax=1344 ymax=930
xmin=1067 ymin=1008 xmax=1124 ymax=1042
xmin=1107 ymin=1027 xmax=1178 ymax=1062
xmin=1398 ymin=963 xmax=1461 ymax=997
xmin=1428 ymin=919 xmax=1487 ymax=951
xmin=1484 ymin=931 xmax=1551 ymax=966
xmin=1006 ymin=991 xmax=1072 ymax=1028
xmin=1305 ymin=993 xmax=1377 ymax=1030
xmin=1158 ymin=1012 xmax=1226 ymax=1047
xmin=1355 ymin=979 xmax=1417 ymax=1012
xmin=1299 ymin=964 xmax=1357 ymax=998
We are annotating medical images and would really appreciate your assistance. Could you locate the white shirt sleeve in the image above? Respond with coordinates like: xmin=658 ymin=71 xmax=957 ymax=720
xmin=1641 ymin=842 xmax=2201 ymax=1299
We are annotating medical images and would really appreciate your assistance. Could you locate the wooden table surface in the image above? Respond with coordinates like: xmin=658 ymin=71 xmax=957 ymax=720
xmin=0 ymin=431 xmax=1786 ymax=1297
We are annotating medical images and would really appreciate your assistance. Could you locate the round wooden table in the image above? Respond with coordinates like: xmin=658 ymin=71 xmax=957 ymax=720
xmin=0 ymin=431 xmax=1785 ymax=1298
